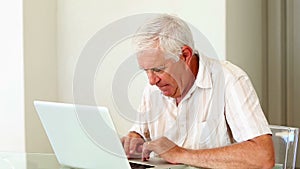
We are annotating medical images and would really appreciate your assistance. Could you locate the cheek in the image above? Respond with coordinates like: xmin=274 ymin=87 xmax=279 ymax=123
xmin=160 ymin=73 xmax=178 ymax=86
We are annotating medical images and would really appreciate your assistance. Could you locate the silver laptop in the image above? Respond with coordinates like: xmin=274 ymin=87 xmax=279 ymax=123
xmin=34 ymin=101 xmax=185 ymax=169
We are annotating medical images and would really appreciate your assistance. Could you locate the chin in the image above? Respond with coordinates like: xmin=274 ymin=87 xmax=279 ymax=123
xmin=161 ymin=91 xmax=176 ymax=98
xmin=161 ymin=91 xmax=171 ymax=96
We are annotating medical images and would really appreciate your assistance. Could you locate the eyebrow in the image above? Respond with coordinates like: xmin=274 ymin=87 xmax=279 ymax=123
xmin=141 ymin=65 xmax=166 ymax=71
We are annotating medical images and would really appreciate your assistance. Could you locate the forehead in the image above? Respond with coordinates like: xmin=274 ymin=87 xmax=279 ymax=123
xmin=137 ymin=49 xmax=166 ymax=68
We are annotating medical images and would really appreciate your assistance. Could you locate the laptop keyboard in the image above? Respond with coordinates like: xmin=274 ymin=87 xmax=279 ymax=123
xmin=129 ymin=162 xmax=155 ymax=169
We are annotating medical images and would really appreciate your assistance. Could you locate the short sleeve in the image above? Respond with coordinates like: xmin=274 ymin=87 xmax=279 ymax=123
xmin=224 ymin=64 xmax=271 ymax=142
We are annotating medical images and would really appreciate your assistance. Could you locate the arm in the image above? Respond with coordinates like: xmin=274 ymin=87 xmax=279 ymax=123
xmin=143 ymin=134 xmax=275 ymax=169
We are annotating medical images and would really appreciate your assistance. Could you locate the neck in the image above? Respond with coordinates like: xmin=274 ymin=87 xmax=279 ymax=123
xmin=190 ymin=54 xmax=199 ymax=78
xmin=176 ymin=97 xmax=181 ymax=106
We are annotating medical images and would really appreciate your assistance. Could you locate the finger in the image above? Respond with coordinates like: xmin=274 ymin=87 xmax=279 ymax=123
xmin=142 ymin=150 xmax=151 ymax=161
xmin=123 ymin=138 xmax=131 ymax=157
xmin=129 ymin=138 xmax=137 ymax=154
xmin=129 ymin=137 xmax=143 ymax=154
xmin=142 ymin=142 xmax=152 ymax=161
xmin=137 ymin=144 xmax=143 ymax=153
xmin=128 ymin=138 xmax=144 ymax=159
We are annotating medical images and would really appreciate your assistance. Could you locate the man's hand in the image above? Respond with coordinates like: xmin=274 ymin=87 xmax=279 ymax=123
xmin=142 ymin=137 xmax=183 ymax=164
xmin=121 ymin=131 xmax=145 ymax=159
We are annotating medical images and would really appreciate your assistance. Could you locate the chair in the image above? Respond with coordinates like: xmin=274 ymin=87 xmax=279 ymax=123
xmin=269 ymin=125 xmax=299 ymax=169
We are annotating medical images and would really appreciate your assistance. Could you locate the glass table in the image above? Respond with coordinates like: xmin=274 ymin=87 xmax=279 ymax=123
xmin=0 ymin=152 xmax=290 ymax=169
xmin=0 ymin=152 xmax=62 ymax=169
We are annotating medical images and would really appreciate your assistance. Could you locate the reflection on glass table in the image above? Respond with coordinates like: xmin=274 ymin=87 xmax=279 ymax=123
xmin=2 ymin=124 xmax=299 ymax=169
xmin=0 ymin=152 xmax=61 ymax=169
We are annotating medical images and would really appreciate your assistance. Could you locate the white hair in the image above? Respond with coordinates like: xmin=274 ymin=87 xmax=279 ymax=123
xmin=133 ymin=14 xmax=195 ymax=58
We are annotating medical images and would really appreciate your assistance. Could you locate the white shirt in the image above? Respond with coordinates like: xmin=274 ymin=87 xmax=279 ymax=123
xmin=130 ymin=54 xmax=271 ymax=149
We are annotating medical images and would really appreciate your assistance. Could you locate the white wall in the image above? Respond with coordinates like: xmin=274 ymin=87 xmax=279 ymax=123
xmin=0 ymin=0 xmax=25 ymax=152
xmin=23 ymin=0 xmax=58 ymax=152
xmin=0 ymin=0 xmax=58 ymax=153
xmin=57 ymin=0 xmax=226 ymax=136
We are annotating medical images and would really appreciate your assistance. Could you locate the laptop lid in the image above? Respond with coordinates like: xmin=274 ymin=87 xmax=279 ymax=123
xmin=34 ymin=100 xmax=131 ymax=169
xmin=34 ymin=101 xmax=185 ymax=169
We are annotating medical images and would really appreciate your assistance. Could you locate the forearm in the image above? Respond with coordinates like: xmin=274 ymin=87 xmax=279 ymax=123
xmin=176 ymin=135 xmax=275 ymax=169
xmin=181 ymin=144 xmax=266 ymax=168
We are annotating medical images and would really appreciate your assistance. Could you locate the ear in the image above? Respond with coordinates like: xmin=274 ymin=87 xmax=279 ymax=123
xmin=180 ymin=45 xmax=193 ymax=65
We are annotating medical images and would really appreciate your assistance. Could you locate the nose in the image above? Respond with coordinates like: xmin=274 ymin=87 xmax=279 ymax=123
xmin=146 ymin=71 xmax=160 ymax=85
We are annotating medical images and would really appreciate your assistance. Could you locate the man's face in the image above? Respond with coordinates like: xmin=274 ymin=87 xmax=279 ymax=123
xmin=137 ymin=49 xmax=184 ymax=98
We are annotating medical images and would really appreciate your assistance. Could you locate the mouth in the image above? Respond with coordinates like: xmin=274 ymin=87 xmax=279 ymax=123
xmin=157 ymin=84 xmax=169 ymax=91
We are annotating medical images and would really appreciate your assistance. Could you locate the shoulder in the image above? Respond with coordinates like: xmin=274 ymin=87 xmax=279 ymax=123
xmin=199 ymin=54 xmax=249 ymax=82
xmin=199 ymin=54 xmax=251 ymax=91
xmin=221 ymin=61 xmax=248 ymax=79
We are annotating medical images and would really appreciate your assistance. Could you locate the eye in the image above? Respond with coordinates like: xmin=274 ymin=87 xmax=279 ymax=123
xmin=153 ymin=65 xmax=166 ymax=72
xmin=142 ymin=65 xmax=166 ymax=73
xmin=152 ymin=67 xmax=163 ymax=72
